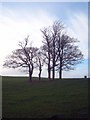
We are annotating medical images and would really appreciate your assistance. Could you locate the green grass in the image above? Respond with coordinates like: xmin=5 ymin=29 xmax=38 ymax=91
xmin=2 ymin=76 xmax=88 ymax=119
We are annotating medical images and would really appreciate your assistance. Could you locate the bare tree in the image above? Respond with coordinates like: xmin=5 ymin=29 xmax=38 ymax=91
xmin=56 ymin=34 xmax=84 ymax=79
xmin=41 ymin=21 xmax=64 ymax=80
xmin=51 ymin=21 xmax=64 ymax=79
xmin=35 ymin=49 xmax=44 ymax=80
xmin=41 ymin=20 xmax=83 ymax=79
xmin=3 ymin=36 xmax=38 ymax=82
xmin=41 ymin=27 xmax=52 ymax=80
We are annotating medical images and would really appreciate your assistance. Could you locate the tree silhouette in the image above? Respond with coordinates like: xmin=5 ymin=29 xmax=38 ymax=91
xmin=56 ymin=33 xmax=84 ymax=79
xmin=41 ymin=20 xmax=84 ymax=79
xmin=35 ymin=49 xmax=44 ymax=80
xmin=41 ymin=27 xmax=52 ymax=80
xmin=50 ymin=21 xmax=64 ymax=79
xmin=3 ymin=36 xmax=38 ymax=82
xmin=3 ymin=20 xmax=84 ymax=80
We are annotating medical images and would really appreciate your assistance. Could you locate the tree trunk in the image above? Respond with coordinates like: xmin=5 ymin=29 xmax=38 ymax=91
xmin=29 ymin=71 xmax=32 ymax=82
xmin=48 ymin=64 xmax=51 ymax=80
xmin=28 ymin=65 xmax=33 ymax=82
xmin=52 ymin=38 xmax=55 ymax=80
xmin=48 ymin=53 xmax=51 ymax=80
xmin=39 ymin=72 xmax=41 ymax=80
xmin=39 ymin=65 xmax=41 ymax=80
xmin=59 ymin=68 xmax=62 ymax=79
xmin=59 ymin=56 xmax=62 ymax=80
xmin=52 ymin=66 xmax=55 ymax=80
xmin=52 ymin=56 xmax=55 ymax=80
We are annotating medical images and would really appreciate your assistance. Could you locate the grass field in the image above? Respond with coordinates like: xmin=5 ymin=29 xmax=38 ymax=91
xmin=2 ymin=76 xmax=88 ymax=119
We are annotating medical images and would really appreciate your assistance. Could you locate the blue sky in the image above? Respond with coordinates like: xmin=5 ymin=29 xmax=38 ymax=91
xmin=0 ymin=2 xmax=88 ymax=78
xmin=2 ymin=2 xmax=88 ymax=19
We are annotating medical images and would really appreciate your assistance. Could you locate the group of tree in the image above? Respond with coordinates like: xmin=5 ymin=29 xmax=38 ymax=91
xmin=3 ymin=20 xmax=84 ymax=82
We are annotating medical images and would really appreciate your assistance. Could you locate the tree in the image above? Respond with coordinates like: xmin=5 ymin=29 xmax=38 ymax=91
xmin=50 ymin=21 xmax=64 ymax=79
xmin=41 ymin=21 xmax=64 ymax=80
xmin=3 ymin=36 xmax=38 ymax=82
xmin=56 ymin=34 xmax=84 ymax=79
xmin=35 ymin=49 xmax=44 ymax=80
xmin=41 ymin=27 xmax=52 ymax=80
xmin=41 ymin=20 xmax=83 ymax=79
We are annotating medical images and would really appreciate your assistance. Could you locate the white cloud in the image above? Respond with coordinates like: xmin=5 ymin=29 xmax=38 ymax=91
xmin=66 ymin=12 xmax=88 ymax=59
xmin=0 ymin=7 xmax=56 ymax=75
xmin=64 ymin=12 xmax=88 ymax=78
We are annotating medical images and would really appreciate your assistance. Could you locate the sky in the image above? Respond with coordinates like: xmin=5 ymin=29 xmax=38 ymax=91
xmin=0 ymin=2 xmax=88 ymax=78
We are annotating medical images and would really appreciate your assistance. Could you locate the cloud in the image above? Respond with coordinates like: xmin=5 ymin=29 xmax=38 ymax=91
xmin=0 ymin=7 xmax=56 ymax=75
xmin=62 ymin=12 xmax=88 ymax=78
xmin=66 ymin=12 xmax=88 ymax=59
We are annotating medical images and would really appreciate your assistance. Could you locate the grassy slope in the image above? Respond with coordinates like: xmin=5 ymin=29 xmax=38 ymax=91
xmin=2 ymin=76 xmax=88 ymax=118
